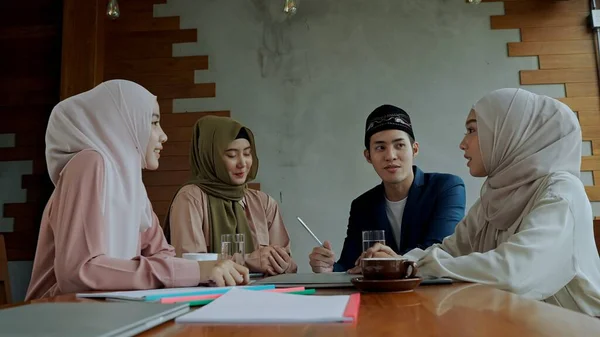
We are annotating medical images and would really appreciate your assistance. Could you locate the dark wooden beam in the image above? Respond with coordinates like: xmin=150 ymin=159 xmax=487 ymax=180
xmin=60 ymin=0 xmax=105 ymax=99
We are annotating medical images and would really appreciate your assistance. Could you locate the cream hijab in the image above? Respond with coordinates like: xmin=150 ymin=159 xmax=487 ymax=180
xmin=472 ymin=88 xmax=582 ymax=251
xmin=45 ymin=80 xmax=156 ymax=259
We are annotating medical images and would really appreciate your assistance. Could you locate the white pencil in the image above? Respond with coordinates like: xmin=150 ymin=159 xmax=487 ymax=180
xmin=296 ymin=217 xmax=323 ymax=246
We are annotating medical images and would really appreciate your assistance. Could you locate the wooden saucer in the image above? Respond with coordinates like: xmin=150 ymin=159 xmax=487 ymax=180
xmin=351 ymin=277 xmax=422 ymax=293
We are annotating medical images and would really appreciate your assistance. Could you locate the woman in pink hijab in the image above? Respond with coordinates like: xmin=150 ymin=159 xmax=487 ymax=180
xmin=362 ymin=88 xmax=600 ymax=316
xmin=25 ymin=80 xmax=249 ymax=301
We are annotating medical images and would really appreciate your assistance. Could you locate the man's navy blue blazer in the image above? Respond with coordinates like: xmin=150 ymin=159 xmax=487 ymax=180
xmin=333 ymin=166 xmax=466 ymax=272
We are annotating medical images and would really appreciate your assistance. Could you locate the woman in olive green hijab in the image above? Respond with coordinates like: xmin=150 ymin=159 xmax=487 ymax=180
xmin=164 ymin=116 xmax=297 ymax=275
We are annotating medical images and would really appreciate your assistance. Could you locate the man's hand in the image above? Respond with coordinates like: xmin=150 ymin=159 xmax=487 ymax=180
xmin=308 ymin=240 xmax=335 ymax=273
xmin=266 ymin=245 xmax=293 ymax=275
xmin=347 ymin=243 xmax=399 ymax=274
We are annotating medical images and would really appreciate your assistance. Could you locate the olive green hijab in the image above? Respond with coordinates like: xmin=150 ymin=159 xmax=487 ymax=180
xmin=164 ymin=116 xmax=258 ymax=253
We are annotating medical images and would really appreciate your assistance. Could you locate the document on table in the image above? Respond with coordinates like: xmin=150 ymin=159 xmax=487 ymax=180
xmin=175 ymin=287 xmax=360 ymax=324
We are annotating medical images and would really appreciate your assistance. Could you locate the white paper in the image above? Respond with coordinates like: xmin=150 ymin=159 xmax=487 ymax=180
xmin=175 ymin=288 xmax=353 ymax=324
xmin=76 ymin=286 xmax=236 ymax=300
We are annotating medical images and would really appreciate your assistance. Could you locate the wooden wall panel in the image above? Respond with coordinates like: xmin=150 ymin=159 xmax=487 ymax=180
xmin=108 ymin=56 xmax=209 ymax=75
xmin=161 ymin=127 xmax=194 ymax=142
xmin=489 ymin=0 xmax=600 ymax=252
xmin=0 ymin=0 xmax=62 ymax=260
xmin=0 ymin=45 xmax=60 ymax=77
xmin=117 ymin=0 xmax=166 ymax=12
xmin=0 ymin=25 xmax=60 ymax=40
xmin=538 ymin=54 xmax=596 ymax=69
xmin=490 ymin=12 xmax=587 ymax=29
xmin=521 ymin=26 xmax=591 ymax=42
xmin=1 ymin=0 xmax=62 ymax=25
xmin=104 ymin=71 xmax=195 ymax=87
xmin=143 ymin=83 xmax=216 ymax=99
xmin=0 ymin=106 xmax=51 ymax=134
xmin=0 ymin=148 xmax=43 ymax=162
xmin=0 ymin=0 xmax=238 ymax=260
xmin=582 ymin=156 xmax=600 ymax=171
xmin=595 ymin=220 xmax=600 ymax=254
xmin=593 ymin=142 xmax=600 ymax=158
xmin=158 ymin=99 xmax=173 ymax=114
xmin=161 ymin=142 xmax=191 ymax=157
xmin=144 ymin=170 xmax=191 ymax=186
xmin=106 ymin=41 xmax=173 ymax=59
xmin=565 ymin=83 xmax=599 ymax=97
xmin=161 ymin=111 xmax=230 ymax=127
xmin=503 ymin=0 xmax=588 ymax=14
xmin=578 ymin=110 xmax=600 ymax=126
xmin=158 ymin=156 xmax=190 ymax=171
xmin=508 ymin=41 xmax=594 ymax=56
xmin=585 ymin=186 xmax=600 ymax=201
xmin=520 ymin=69 xmax=597 ymax=85
xmin=60 ymin=0 xmax=105 ymax=99
xmin=101 ymin=0 xmax=258 ymax=226
xmin=582 ymin=126 xmax=600 ymax=140
xmin=558 ymin=97 xmax=600 ymax=111
xmin=106 ymin=16 xmax=180 ymax=32
xmin=0 ymin=235 xmax=12 ymax=304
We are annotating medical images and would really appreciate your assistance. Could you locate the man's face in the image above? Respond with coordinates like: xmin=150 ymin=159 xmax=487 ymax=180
xmin=364 ymin=129 xmax=419 ymax=184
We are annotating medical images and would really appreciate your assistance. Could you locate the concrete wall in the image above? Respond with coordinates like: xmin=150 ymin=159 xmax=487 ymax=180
xmin=155 ymin=0 xmax=578 ymax=271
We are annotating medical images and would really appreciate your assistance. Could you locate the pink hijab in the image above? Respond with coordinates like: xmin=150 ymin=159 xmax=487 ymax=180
xmin=45 ymin=80 xmax=156 ymax=259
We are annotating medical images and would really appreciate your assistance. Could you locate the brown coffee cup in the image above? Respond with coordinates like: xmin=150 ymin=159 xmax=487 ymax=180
xmin=361 ymin=257 xmax=418 ymax=280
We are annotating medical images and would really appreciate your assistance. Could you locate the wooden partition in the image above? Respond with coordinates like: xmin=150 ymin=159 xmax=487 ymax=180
xmin=486 ymin=0 xmax=600 ymax=194
xmin=1 ymin=0 xmax=262 ymax=262
xmin=595 ymin=220 xmax=600 ymax=253
xmin=0 ymin=0 xmax=63 ymax=260
xmin=0 ymin=235 xmax=12 ymax=305
xmin=102 ymin=0 xmax=218 ymax=220
xmin=484 ymin=0 xmax=600 ymax=252
xmin=60 ymin=0 xmax=105 ymax=99
xmin=60 ymin=0 xmax=260 ymax=222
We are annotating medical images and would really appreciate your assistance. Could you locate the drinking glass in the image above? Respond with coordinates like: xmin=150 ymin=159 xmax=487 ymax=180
xmin=362 ymin=230 xmax=385 ymax=251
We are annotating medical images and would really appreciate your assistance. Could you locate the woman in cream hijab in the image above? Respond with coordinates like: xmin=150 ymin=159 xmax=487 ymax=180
xmin=362 ymin=88 xmax=600 ymax=316
xmin=26 ymin=80 xmax=248 ymax=300
xmin=164 ymin=116 xmax=298 ymax=275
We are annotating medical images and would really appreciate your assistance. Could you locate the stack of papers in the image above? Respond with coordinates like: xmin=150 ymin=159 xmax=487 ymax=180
xmin=175 ymin=288 xmax=360 ymax=324
xmin=76 ymin=285 xmax=275 ymax=302
xmin=159 ymin=287 xmax=315 ymax=306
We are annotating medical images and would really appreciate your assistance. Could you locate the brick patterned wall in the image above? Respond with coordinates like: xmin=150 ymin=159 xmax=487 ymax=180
xmin=102 ymin=0 xmax=258 ymax=222
xmin=484 ymin=0 xmax=600 ymax=252
xmin=0 ymin=0 xmax=62 ymax=260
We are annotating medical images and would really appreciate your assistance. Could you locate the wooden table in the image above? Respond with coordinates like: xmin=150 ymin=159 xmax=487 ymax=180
xmin=9 ymin=283 xmax=600 ymax=336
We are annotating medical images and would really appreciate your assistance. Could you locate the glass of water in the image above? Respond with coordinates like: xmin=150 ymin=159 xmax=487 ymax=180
xmin=362 ymin=230 xmax=385 ymax=251
xmin=220 ymin=233 xmax=245 ymax=264
xmin=220 ymin=234 xmax=233 ymax=260
xmin=232 ymin=234 xmax=245 ymax=264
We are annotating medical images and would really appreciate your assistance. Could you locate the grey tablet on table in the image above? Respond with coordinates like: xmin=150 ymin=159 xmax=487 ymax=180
xmin=0 ymin=301 xmax=189 ymax=337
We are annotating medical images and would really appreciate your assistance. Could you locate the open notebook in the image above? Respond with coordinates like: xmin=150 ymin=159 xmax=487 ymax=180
xmin=175 ymin=288 xmax=360 ymax=324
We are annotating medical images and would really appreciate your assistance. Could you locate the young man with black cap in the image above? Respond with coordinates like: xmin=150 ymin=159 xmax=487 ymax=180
xmin=309 ymin=104 xmax=466 ymax=273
